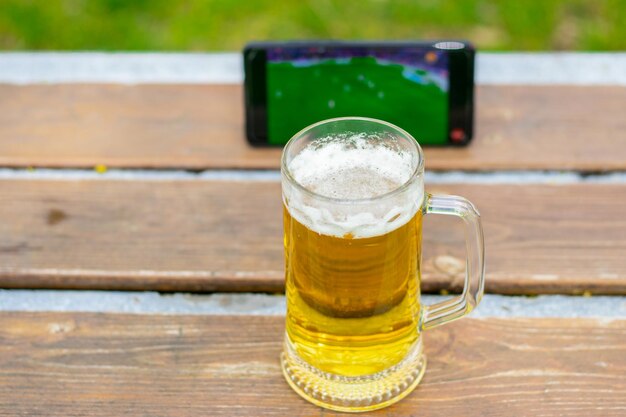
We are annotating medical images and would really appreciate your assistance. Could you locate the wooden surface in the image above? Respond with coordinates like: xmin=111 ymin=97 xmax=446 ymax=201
xmin=1 ymin=179 xmax=625 ymax=294
xmin=0 ymin=312 xmax=624 ymax=416
xmin=0 ymin=84 xmax=625 ymax=171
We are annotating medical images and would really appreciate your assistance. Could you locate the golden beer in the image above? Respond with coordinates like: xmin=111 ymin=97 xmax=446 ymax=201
xmin=280 ymin=118 xmax=485 ymax=413
xmin=284 ymin=205 xmax=422 ymax=376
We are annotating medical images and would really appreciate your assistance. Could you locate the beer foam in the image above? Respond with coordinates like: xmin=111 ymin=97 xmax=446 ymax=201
xmin=285 ymin=134 xmax=422 ymax=238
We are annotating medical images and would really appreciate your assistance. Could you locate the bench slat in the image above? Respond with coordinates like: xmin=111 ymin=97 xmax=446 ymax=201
xmin=0 ymin=85 xmax=624 ymax=171
xmin=0 ymin=179 xmax=624 ymax=294
xmin=0 ymin=312 xmax=624 ymax=416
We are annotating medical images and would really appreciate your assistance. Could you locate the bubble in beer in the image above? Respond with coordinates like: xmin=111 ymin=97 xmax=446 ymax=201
xmin=286 ymin=133 xmax=422 ymax=239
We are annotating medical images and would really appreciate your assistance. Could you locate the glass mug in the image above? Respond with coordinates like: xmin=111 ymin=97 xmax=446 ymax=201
xmin=280 ymin=117 xmax=485 ymax=412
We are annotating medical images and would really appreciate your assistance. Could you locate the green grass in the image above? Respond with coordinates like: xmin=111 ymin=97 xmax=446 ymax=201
xmin=267 ymin=57 xmax=448 ymax=145
xmin=0 ymin=0 xmax=624 ymax=51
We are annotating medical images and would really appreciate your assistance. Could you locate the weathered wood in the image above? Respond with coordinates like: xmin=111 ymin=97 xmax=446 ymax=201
xmin=0 ymin=312 xmax=624 ymax=416
xmin=0 ymin=84 xmax=624 ymax=171
xmin=0 ymin=180 xmax=625 ymax=294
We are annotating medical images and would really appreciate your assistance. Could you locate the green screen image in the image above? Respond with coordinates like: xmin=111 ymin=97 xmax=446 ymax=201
xmin=266 ymin=49 xmax=448 ymax=145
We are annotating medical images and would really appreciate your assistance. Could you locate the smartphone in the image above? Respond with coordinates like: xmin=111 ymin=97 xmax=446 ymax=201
xmin=244 ymin=40 xmax=474 ymax=147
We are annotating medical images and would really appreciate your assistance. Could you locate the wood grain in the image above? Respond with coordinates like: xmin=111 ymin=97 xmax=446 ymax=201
xmin=0 ymin=84 xmax=624 ymax=171
xmin=0 ymin=312 xmax=624 ymax=416
xmin=0 ymin=179 xmax=625 ymax=294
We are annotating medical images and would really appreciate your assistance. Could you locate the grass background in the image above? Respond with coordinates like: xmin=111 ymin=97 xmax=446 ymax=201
xmin=0 ymin=0 xmax=624 ymax=51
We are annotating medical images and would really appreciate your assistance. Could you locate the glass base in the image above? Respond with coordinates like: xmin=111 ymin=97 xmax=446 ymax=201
xmin=281 ymin=335 xmax=426 ymax=413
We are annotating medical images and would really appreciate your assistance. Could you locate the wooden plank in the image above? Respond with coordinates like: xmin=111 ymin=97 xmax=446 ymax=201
xmin=0 ymin=85 xmax=624 ymax=171
xmin=0 ymin=179 xmax=625 ymax=294
xmin=0 ymin=312 xmax=624 ymax=416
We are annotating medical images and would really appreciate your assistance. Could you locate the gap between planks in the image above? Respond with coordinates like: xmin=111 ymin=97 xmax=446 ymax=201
xmin=2 ymin=168 xmax=626 ymax=184
xmin=0 ymin=290 xmax=624 ymax=319
xmin=1 ymin=52 xmax=625 ymax=85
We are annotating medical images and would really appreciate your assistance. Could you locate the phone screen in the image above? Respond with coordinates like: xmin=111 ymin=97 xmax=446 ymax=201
xmin=266 ymin=46 xmax=449 ymax=145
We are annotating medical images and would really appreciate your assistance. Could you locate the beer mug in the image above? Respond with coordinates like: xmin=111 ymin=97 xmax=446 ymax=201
xmin=280 ymin=117 xmax=485 ymax=412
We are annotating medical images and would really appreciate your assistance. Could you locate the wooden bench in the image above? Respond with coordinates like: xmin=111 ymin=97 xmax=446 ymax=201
xmin=2 ymin=313 xmax=625 ymax=416
xmin=1 ymin=180 xmax=625 ymax=294
xmin=0 ymin=84 xmax=624 ymax=171
xmin=0 ymin=53 xmax=625 ymax=416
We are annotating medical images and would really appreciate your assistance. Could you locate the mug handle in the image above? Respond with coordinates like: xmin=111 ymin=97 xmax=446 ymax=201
xmin=420 ymin=193 xmax=486 ymax=330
